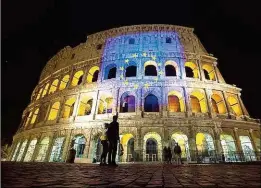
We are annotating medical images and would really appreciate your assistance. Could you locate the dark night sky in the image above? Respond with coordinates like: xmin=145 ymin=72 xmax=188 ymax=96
xmin=2 ymin=1 xmax=261 ymax=144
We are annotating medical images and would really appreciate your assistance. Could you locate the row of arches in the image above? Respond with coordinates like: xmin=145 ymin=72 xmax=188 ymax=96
xmin=24 ymin=90 xmax=243 ymax=127
xmin=103 ymin=61 xmax=216 ymax=81
xmin=34 ymin=66 xmax=100 ymax=101
xmin=10 ymin=131 xmax=259 ymax=163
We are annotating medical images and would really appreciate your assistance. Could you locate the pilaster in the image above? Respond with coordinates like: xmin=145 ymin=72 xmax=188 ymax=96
xmin=183 ymin=87 xmax=191 ymax=117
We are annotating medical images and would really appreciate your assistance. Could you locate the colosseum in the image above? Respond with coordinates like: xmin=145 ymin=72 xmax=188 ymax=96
xmin=8 ymin=24 xmax=260 ymax=164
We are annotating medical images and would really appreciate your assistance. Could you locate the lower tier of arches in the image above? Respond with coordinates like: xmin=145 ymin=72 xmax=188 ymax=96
xmin=8 ymin=122 xmax=261 ymax=163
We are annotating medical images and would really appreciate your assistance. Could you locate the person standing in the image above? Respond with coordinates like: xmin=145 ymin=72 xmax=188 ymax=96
xmin=100 ymin=123 xmax=109 ymax=166
xmin=174 ymin=143 xmax=182 ymax=165
xmin=167 ymin=146 xmax=172 ymax=164
xmin=107 ymin=113 xmax=119 ymax=166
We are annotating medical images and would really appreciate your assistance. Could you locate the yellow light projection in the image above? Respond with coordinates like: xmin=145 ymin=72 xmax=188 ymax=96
xmin=49 ymin=79 xmax=59 ymax=94
xmin=211 ymin=94 xmax=226 ymax=114
xmin=71 ymin=70 xmax=84 ymax=86
xmin=171 ymin=133 xmax=189 ymax=158
xmin=59 ymin=75 xmax=70 ymax=90
xmin=25 ymin=111 xmax=33 ymax=127
xmin=98 ymin=93 xmax=113 ymax=114
xmin=48 ymin=102 xmax=60 ymax=120
xmin=144 ymin=61 xmax=158 ymax=70
xmin=36 ymin=88 xmax=43 ymax=100
xmin=62 ymin=98 xmax=76 ymax=118
xmin=190 ymin=90 xmax=208 ymax=113
xmin=30 ymin=108 xmax=39 ymax=124
xmin=168 ymin=91 xmax=185 ymax=112
xmin=165 ymin=60 xmax=179 ymax=77
xmin=41 ymin=83 xmax=50 ymax=98
xmin=185 ymin=62 xmax=199 ymax=78
xmin=87 ymin=66 xmax=99 ymax=83
xmin=202 ymin=63 xmax=216 ymax=81
xmin=77 ymin=96 xmax=93 ymax=116
xmin=227 ymin=96 xmax=242 ymax=116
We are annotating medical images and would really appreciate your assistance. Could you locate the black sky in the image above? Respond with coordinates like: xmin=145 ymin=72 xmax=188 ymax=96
xmin=2 ymin=0 xmax=261 ymax=144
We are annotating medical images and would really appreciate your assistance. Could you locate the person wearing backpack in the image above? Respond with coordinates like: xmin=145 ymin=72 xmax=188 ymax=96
xmin=174 ymin=143 xmax=182 ymax=165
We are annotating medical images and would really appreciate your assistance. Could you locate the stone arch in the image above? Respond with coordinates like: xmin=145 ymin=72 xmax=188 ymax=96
xmin=125 ymin=61 xmax=137 ymax=77
xmin=77 ymin=95 xmax=93 ymax=116
xmin=239 ymin=135 xmax=256 ymax=161
xmin=165 ymin=60 xmax=179 ymax=77
xmin=168 ymin=91 xmax=185 ymax=112
xmin=87 ymin=66 xmax=99 ymax=83
xmin=48 ymin=101 xmax=60 ymax=120
xmin=144 ymin=61 xmax=157 ymax=76
xmin=227 ymin=95 xmax=242 ymax=116
xmin=35 ymin=137 xmax=50 ymax=162
xmin=71 ymin=134 xmax=87 ymax=158
xmin=71 ymin=70 xmax=84 ymax=86
xmin=62 ymin=97 xmax=76 ymax=118
xmin=211 ymin=93 xmax=227 ymax=114
xmin=220 ymin=134 xmax=237 ymax=162
xmin=49 ymin=79 xmax=59 ymax=94
xmin=98 ymin=92 xmax=113 ymax=114
xmin=104 ymin=64 xmax=117 ymax=80
xmin=120 ymin=92 xmax=135 ymax=113
xmin=24 ymin=138 xmax=38 ymax=162
xmin=202 ymin=63 xmax=216 ymax=81
xmin=185 ymin=61 xmax=199 ymax=78
xmin=144 ymin=94 xmax=159 ymax=112
xmin=41 ymin=82 xmax=50 ymax=98
xmin=59 ymin=74 xmax=70 ymax=90
xmin=190 ymin=90 xmax=208 ymax=113
xmin=120 ymin=133 xmax=134 ymax=162
xmin=143 ymin=132 xmax=162 ymax=161
xmin=171 ymin=132 xmax=190 ymax=160
xmin=196 ymin=132 xmax=215 ymax=160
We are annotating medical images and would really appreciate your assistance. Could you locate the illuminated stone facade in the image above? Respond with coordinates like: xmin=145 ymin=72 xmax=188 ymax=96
xmin=8 ymin=24 xmax=260 ymax=163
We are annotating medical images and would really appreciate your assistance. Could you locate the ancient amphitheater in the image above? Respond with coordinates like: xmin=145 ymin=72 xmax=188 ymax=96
xmin=8 ymin=24 xmax=260 ymax=163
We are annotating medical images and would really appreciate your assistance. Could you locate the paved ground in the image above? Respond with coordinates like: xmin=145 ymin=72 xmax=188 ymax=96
xmin=2 ymin=162 xmax=261 ymax=188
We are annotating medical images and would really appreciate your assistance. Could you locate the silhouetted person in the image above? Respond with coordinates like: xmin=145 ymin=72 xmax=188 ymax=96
xmin=174 ymin=143 xmax=182 ymax=165
xmin=107 ymin=113 xmax=119 ymax=166
xmin=167 ymin=146 xmax=172 ymax=164
xmin=100 ymin=123 xmax=109 ymax=166
xmin=163 ymin=146 xmax=168 ymax=163
xmin=67 ymin=147 xmax=76 ymax=163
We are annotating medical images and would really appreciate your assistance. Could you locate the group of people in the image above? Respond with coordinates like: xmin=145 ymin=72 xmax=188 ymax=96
xmin=99 ymin=113 xmax=122 ymax=166
xmin=163 ymin=143 xmax=182 ymax=165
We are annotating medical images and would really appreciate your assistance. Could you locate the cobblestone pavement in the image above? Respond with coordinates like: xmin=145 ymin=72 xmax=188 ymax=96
xmin=2 ymin=162 xmax=261 ymax=188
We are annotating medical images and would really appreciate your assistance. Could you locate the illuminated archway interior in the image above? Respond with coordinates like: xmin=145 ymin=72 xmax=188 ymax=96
xmin=48 ymin=102 xmax=60 ymax=120
xmin=120 ymin=133 xmax=134 ymax=162
xmin=190 ymin=90 xmax=207 ymax=113
xmin=24 ymin=139 xmax=38 ymax=162
xmin=227 ymin=96 xmax=242 ymax=116
xmin=71 ymin=71 xmax=84 ymax=86
xmin=220 ymin=134 xmax=237 ymax=162
xmin=171 ymin=133 xmax=190 ymax=159
xmin=196 ymin=133 xmax=215 ymax=157
xmin=59 ymin=75 xmax=70 ymax=90
xmin=98 ymin=93 xmax=113 ymax=114
xmin=62 ymin=98 xmax=76 ymax=118
xmin=49 ymin=137 xmax=65 ymax=162
xmin=239 ymin=136 xmax=256 ymax=161
xmin=185 ymin=62 xmax=199 ymax=78
xmin=87 ymin=66 xmax=99 ymax=83
xmin=73 ymin=135 xmax=86 ymax=158
xmin=211 ymin=94 xmax=226 ymax=114
xmin=144 ymin=61 xmax=157 ymax=76
xmin=143 ymin=132 xmax=162 ymax=161
xmin=49 ymin=79 xmax=59 ymax=94
xmin=168 ymin=91 xmax=185 ymax=112
xmin=120 ymin=93 xmax=135 ymax=113
xmin=77 ymin=96 xmax=93 ymax=116
xmin=202 ymin=63 xmax=216 ymax=81
xmin=35 ymin=137 xmax=49 ymax=162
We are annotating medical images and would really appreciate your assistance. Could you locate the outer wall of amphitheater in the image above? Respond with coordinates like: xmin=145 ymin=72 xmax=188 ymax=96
xmin=8 ymin=25 xmax=260 ymax=164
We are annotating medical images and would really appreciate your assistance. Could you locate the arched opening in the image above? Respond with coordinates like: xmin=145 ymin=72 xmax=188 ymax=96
xmin=239 ymin=136 xmax=256 ymax=161
xmin=49 ymin=137 xmax=65 ymax=162
xmin=24 ymin=139 xmax=38 ymax=162
xmin=30 ymin=108 xmax=39 ymax=124
xmin=49 ymin=79 xmax=59 ymax=94
xmin=71 ymin=71 xmax=84 ymax=86
xmin=59 ymin=75 xmax=70 ymax=90
xmin=104 ymin=64 xmax=117 ymax=80
xmin=185 ymin=62 xmax=199 ymax=78
xmin=98 ymin=94 xmax=113 ymax=114
xmin=16 ymin=140 xmax=28 ymax=161
xmin=144 ymin=61 xmax=157 ymax=76
xmin=126 ymin=66 xmax=137 ymax=77
xmin=146 ymin=138 xmax=158 ymax=161
xmin=144 ymin=94 xmax=159 ymax=112
xmin=127 ymin=138 xmax=135 ymax=162
xmin=36 ymin=88 xmax=43 ymax=100
xmin=72 ymin=135 xmax=86 ymax=158
xmin=190 ymin=91 xmax=208 ymax=113
xmin=196 ymin=133 xmax=215 ymax=162
xmin=120 ymin=93 xmax=135 ymax=113
xmin=77 ymin=96 xmax=93 ymax=116
xmin=211 ymin=94 xmax=226 ymax=114
xmin=24 ymin=111 xmax=32 ymax=127
xmin=171 ymin=133 xmax=190 ymax=160
xmin=11 ymin=142 xmax=21 ymax=161
xmin=220 ymin=134 xmax=237 ymax=162
xmin=48 ymin=102 xmax=60 ymax=120
xmin=202 ymin=63 xmax=216 ymax=81
xmin=41 ymin=83 xmax=50 ymax=98
xmin=62 ymin=98 xmax=76 ymax=118
xmin=168 ymin=95 xmax=180 ymax=112
xmin=120 ymin=134 xmax=134 ymax=162
xmin=91 ymin=135 xmax=102 ymax=163
xmin=165 ymin=65 xmax=176 ymax=76
xmin=87 ymin=66 xmax=100 ymax=83
xmin=35 ymin=137 xmax=49 ymax=162
xmin=227 ymin=96 xmax=242 ymax=116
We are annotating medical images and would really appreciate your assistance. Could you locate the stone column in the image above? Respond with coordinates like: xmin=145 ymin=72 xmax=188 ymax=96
xmin=44 ymin=134 xmax=55 ymax=162
xmin=112 ymin=88 xmax=120 ymax=114
xmin=161 ymin=86 xmax=167 ymax=117
xmin=204 ymin=89 xmax=214 ymax=118
xmin=134 ymin=127 xmax=142 ymax=162
xmin=183 ymin=87 xmax=192 ymax=117
xmin=249 ymin=129 xmax=259 ymax=160
xmin=93 ymin=90 xmax=100 ymax=120
xmin=213 ymin=62 xmax=219 ymax=83
xmin=67 ymin=68 xmax=75 ymax=87
xmin=62 ymin=129 xmax=73 ymax=162
xmin=188 ymin=126 xmax=197 ymax=162
xmin=140 ymin=88 xmax=144 ymax=117
xmin=197 ymin=59 xmax=205 ymax=81
xmin=72 ymin=93 xmax=81 ymax=120
xmin=14 ymin=140 xmax=23 ymax=161
xmin=213 ymin=125 xmax=223 ymax=162
xmin=222 ymin=91 xmax=233 ymax=118
xmin=21 ymin=138 xmax=31 ymax=162
xmin=81 ymin=66 xmax=89 ymax=85
xmin=180 ymin=58 xmax=186 ymax=79
xmin=233 ymin=128 xmax=243 ymax=161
